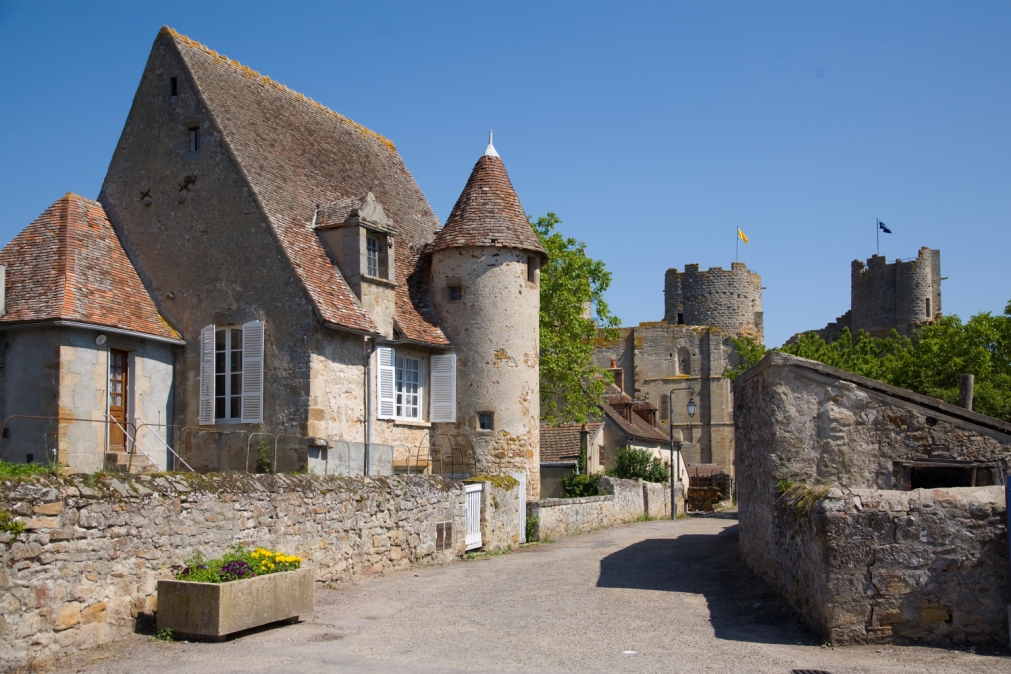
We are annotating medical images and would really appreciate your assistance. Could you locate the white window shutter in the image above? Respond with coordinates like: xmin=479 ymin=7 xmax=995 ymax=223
xmin=429 ymin=353 xmax=456 ymax=423
xmin=198 ymin=325 xmax=215 ymax=425
xmin=377 ymin=346 xmax=396 ymax=420
xmin=241 ymin=320 xmax=265 ymax=424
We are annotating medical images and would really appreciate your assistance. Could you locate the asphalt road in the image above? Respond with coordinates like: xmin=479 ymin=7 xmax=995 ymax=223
xmin=60 ymin=513 xmax=1009 ymax=674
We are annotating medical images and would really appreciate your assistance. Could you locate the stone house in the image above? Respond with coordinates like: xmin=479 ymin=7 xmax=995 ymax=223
xmin=735 ymin=351 xmax=1010 ymax=646
xmin=538 ymin=422 xmax=603 ymax=498
xmin=593 ymin=262 xmax=763 ymax=475
xmin=1 ymin=27 xmax=546 ymax=496
xmin=0 ymin=194 xmax=181 ymax=473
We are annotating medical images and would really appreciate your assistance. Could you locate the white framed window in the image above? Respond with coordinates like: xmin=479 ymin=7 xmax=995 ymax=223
xmin=378 ymin=348 xmax=456 ymax=422
xmin=199 ymin=321 xmax=263 ymax=425
xmin=395 ymin=355 xmax=422 ymax=420
xmin=366 ymin=235 xmax=380 ymax=277
xmin=215 ymin=327 xmax=243 ymax=421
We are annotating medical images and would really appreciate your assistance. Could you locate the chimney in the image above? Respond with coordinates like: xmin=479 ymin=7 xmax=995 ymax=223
xmin=0 ymin=264 xmax=6 ymax=317
xmin=608 ymin=357 xmax=624 ymax=391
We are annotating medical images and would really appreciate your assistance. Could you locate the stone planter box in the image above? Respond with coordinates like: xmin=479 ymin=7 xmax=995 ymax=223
xmin=156 ymin=567 xmax=314 ymax=639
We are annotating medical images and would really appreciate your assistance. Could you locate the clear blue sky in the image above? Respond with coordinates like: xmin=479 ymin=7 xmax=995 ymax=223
xmin=1 ymin=1 xmax=1008 ymax=346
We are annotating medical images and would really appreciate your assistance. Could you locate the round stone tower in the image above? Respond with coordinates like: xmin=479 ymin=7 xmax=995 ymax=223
xmin=664 ymin=261 xmax=764 ymax=343
xmin=429 ymin=135 xmax=546 ymax=499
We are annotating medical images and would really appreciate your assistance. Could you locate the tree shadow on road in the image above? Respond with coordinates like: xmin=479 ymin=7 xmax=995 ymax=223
xmin=596 ymin=518 xmax=815 ymax=646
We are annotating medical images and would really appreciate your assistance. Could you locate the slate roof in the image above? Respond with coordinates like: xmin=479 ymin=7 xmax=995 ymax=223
xmin=0 ymin=194 xmax=181 ymax=342
xmin=539 ymin=422 xmax=603 ymax=463
xmin=165 ymin=28 xmax=448 ymax=345
xmin=429 ymin=154 xmax=546 ymax=257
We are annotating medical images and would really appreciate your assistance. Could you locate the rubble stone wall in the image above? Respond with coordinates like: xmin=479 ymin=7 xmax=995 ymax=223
xmin=0 ymin=472 xmax=472 ymax=670
xmin=769 ymin=485 xmax=1008 ymax=646
xmin=527 ymin=477 xmax=683 ymax=541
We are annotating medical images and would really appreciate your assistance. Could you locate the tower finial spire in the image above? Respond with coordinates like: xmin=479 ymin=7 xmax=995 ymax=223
xmin=484 ymin=129 xmax=499 ymax=158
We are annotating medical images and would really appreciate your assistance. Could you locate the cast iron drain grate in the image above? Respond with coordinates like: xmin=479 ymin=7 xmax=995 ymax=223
xmin=791 ymin=670 xmax=832 ymax=674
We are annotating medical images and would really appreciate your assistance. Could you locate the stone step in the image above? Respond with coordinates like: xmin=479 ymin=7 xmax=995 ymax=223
xmin=104 ymin=449 xmax=160 ymax=474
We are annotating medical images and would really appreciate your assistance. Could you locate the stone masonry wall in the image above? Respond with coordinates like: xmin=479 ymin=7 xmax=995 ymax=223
xmin=472 ymin=477 xmax=522 ymax=551
xmin=850 ymin=247 xmax=941 ymax=337
xmin=0 ymin=472 xmax=475 ymax=670
xmin=528 ymin=477 xmax=683 ymax=541
xmin=664 ymin=262 xmax=763 ymax=343
xmin=765 ymin=484 xmax=1008 ymax=646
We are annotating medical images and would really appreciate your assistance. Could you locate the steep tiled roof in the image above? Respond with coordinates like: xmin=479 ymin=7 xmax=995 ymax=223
xmin=600 ymin=402 xmax=669 ymax=443
xmin=540 ymin=422 xmax=603 ymax=463
xmin=0 ymin=194 xmax=181 ymax=342
xmin=165 ymin=28 xmax=447 ymax=345
xmin=429 ymin=154 xmax=546 ymax=257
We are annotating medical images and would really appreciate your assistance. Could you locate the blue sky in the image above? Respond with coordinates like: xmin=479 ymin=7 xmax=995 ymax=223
xmin=1 ymin=1 xmax=1008 ymax=346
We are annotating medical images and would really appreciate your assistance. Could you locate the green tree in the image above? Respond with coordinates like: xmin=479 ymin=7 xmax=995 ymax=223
xmin=725 ymin=300 xmax=1011 ymax=423
xmin=533 ymin=212 xmax=621 ymax=424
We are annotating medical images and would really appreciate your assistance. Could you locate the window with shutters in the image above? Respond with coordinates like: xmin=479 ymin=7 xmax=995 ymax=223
xmin=200 ymin=320 xmax=264 ymax=425
xmin=215 ymin=328 xmax=243 ymax=421
xmin=395 ymin=355 xmax=422 ymax=420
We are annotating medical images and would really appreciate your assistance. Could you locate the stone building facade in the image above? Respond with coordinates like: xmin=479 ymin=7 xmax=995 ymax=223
xmin=593 ymin=262 xmax=763 ymax=474
xmin=809 ymin=247 xmax=942 ymax=341
xmin=734 ymin=352 xmax=1010 ymax=646
xmin=1 ymin=28 xmax=545 ymax=497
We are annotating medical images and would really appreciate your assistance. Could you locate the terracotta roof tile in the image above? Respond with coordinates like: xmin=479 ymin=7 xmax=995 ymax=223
xmin=0 ymin=194 xmax=181 ymax=341
xmin=166 ymin=28 xmax=447 ymax=344
xmin=600 ymin=402 xmax=669 ymax=443
xmin=429 ymin=155 xmax=546 ymax=257
xmin=539 ymin=423 xmax=603 ymax=463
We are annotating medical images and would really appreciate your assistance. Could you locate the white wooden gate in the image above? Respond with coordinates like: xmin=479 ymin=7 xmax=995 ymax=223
xmin=511 ymin=471 xmax=527 ymax=543
xmin=465 ymin=483 xmax=483 ymax=550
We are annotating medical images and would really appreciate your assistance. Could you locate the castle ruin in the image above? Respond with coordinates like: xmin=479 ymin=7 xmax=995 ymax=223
xmin=594 ymin=262 xmax=763 ymax=474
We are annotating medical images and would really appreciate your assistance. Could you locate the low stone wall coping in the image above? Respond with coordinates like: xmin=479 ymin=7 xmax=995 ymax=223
xmin=530 ymin=495 xmax=613 ymax=507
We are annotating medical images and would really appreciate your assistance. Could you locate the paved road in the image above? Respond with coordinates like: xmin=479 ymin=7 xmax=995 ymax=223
xmin=63 ymin=513 xmax=1008 ymax=674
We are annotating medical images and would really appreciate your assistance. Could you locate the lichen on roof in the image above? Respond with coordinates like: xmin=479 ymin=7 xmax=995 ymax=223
xmin=160 ymin=26 xmax=395 ymax=152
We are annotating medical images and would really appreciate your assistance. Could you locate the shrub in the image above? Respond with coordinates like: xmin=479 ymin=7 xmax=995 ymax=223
xmin=525 ymin=516 xmax=540 ymax=542
xmin=176 ymin=544 xmax=301 ymax=583
xmin=562 ymin=472 xmax=602 ymax=498
xmin=607 ymin=447 xmax=670 ymax=483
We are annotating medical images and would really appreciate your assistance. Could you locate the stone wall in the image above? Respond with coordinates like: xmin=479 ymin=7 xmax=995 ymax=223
xmin=471 ymin=477 xmax=522 ymax=551
xmin=850 ymin=247 xmax=941 ymax=337
xmin=664 ymin=261 xmax=763 ymax=343
xmin=0 ymin=472 xmax=475 ymax=670
xmin=527 ymin=477 xmax=684 ymax=541
xmin=766 ymin=485 xmax=1008 ymax=646
xmin=735 ymin=351 xmax=1011 ymax=646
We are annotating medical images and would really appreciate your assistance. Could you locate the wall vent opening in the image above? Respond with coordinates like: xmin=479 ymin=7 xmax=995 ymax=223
xmin=893 ymin=460 xmax=1004 ymax=490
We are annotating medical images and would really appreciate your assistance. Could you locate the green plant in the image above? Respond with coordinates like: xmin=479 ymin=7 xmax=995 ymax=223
xmin=256 ymin=437 xmax=273 ymax=473
xmin=534 ymin=212 xmax=621 ymax=424
xmin=175 ymin=544 xmax=302 ymax=583
xmin=606 ymin=447 xmax=669 ymax=483
xmin=0 ymin=509 xmax=26 ymax=538
xmin=154 ymin=628 xmax=175 ymax=642
xmin=776 ymin=479 xmax=794 ymax=495
xmin=561 ymin=472 xmax=601 ymax=497
xmin=525 ymin=516 xmax=539 ymax=542
xmin=0 ymin=460 xmax=51 ymax=478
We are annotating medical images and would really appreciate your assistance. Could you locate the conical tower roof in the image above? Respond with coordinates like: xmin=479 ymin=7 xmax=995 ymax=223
xmin=429 ymin=139 xmax=546 ymax=257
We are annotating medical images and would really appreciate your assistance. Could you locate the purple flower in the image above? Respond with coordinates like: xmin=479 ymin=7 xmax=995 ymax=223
xmin=219 ymin=560 xmax=253 ymax=581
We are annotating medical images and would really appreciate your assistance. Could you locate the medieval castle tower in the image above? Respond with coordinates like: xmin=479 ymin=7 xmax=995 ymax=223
xmin=664 ymin=261 xmax=764 ymax=344
xmin=429 ymin=137 xmax=546 ymax=497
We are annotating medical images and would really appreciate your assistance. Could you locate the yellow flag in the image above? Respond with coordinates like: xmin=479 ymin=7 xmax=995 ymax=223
xmin=738 ymin=228 xmax=749 ymax=244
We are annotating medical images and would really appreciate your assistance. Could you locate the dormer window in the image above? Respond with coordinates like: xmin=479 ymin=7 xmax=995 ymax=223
xmin=366 ymin=235 xmax=380 ymax=277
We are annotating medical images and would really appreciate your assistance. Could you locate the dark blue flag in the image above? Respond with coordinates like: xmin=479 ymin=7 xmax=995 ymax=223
xmin=878 ymin=221 xmax=892 ymax=234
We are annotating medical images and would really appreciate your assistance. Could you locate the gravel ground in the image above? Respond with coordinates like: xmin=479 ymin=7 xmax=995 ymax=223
xmin=55 ymin=512 xmax=1009 ymax=674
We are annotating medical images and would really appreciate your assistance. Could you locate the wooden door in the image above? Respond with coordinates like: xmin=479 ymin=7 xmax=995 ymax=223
xmin=109 ymin=350 xmax=129 ymax=450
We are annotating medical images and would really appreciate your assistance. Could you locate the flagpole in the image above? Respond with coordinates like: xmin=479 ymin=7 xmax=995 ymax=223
xmin=736 ymin=228 xmax=739 ymax=262
xmin=876 ymin=218 xmax=879 ymax=256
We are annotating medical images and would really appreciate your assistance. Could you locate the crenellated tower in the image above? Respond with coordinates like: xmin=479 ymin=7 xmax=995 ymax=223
xmin=664 ymin=262 xmax=764 ymax=344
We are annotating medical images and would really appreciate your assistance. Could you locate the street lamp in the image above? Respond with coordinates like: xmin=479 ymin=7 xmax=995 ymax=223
xmin=667 ymin=386 xmax=696 ymax=520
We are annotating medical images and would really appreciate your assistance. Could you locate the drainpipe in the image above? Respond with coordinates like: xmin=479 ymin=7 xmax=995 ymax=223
xmin=363 ymin=338 xmax=378 ymax=476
